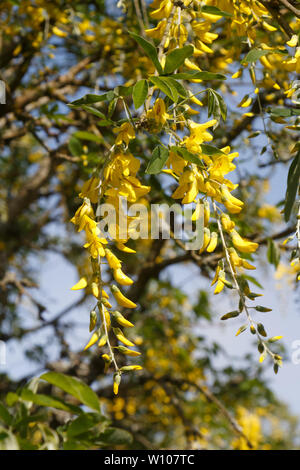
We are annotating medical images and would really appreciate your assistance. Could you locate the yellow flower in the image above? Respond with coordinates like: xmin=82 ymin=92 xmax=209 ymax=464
xmin=258 ymin=204 xmax=281 ymax=222
xmin=84 ymin=331 xmax=100 ymax=351
xmin=89 ymin=310 xmax=97 ymax=332
xmin=206 ymin=232 xmax=218 ymax=253
xmin=101 ymin=305 xmax=111 ymax=330
xmin=98 ymin=334 xmax=107 ymax=348
xmin=70 ymin=201 xmax=94 ymax=227
xmin=203 ymin=201 xmax=210 ymax=225
xmin=113 ymin=311 xmax=134 ymax=328
xmin=116 ymin=242 xmax=136 ymax=253
xmin=105 ymin=248 xmax=122 ymax=270
xmin=79 ymin=177 xmax=100 ymax=203
xmin=121 ymin=365 xmax=143 ymax=371
xmin=229 ymin=248 xmax=255 ymax=271
xmin=199 ymin=228 xmax=210 ymax=254
xmin=113 ymin=267 xmax=134 ymax=286
xmin=262 ymin=21 xmax=277 ymax=32
xmin=145 ymin=19 xmax=167 ymax=40
xmin=114 ymin=122 xmax=135 ymax=146
xmin=111 ymin=285 xmax=137 ymax=308
xmin=231 ymin=230 xmax=258 ymax=254
xmin=166 ymin=151 xmax=186 ymax=174
xmin=113 ymin=327 xmax=135 ymax=347
xmin=184 ymin=58 xmax=201 ymax=71
xmin=117 ymin=345 xmax=141 ymax=356
xmin=113 ymin=374 xmax=121 ymax=395
xmin=220 ymin=184 xmax=244 ymax=214
xmin=232 ymin=69 xmax=242 ymax=79
xmin=191 ymin=21 xmax=218 ymax=52
xmin=184 ymin=119 xmax=217 ymax=152
xmin=146 ymin=98 xmax=169 ymax=130
xmin=286 ymin=35 xmax=298 ymax=48
xmin=52 ymin=26 xmax=67 ymax=38
xmin=208 ymin=154 xmax=237 ymax=184
xmin=71 ymin=277 xmax=87 ymax=290
xmin=150 ymin=0 xmax=173 ymax=20
xmin=212 ymin=268 xmax=226 ymax=295
xmin=84 ymin=227 xmax=107 ymax=258
xmin=221 ymin=213 xmax=235 ymax=232
xmin=238 ymin=96 xmax=252 ymax=108
xmin=232 ymin=407 xmax=262 ymax=450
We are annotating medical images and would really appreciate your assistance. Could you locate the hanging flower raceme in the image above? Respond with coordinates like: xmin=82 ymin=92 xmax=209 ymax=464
xmin=70 ymin=121 xmax=152 ymax=393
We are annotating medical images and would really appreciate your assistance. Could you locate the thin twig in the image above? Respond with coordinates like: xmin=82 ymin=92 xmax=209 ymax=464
xmin=278 ymin=0 xmax=300 ymax=17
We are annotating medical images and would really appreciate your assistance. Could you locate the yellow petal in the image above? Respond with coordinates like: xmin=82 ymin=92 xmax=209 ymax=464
xmin=113 ymin=268 xmax=134 ymax=286
xmin=71 ymin=277 xmax=87 ymax=290
xmin=52 ymin=26 xmax=67 ymax=38
xmin=287 ymin=35 xmax=298 ymax=47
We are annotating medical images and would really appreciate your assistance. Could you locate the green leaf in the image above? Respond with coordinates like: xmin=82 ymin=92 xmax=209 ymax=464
xmin=20 ymin=389 xmax=82 ymax=414
xmin=67 ymin=413 xmax=105 ymax=438
xmin=257 ymin=323 xmax=267 ymax=337
xmin=220 ymin=311 xmax=240 ymax=320
xmin=170 ymin=71 xmax=226 ymax=81
xmin=270 ymin=107 xmax=300 ymax=117
xmin=97 ymin=119 xmax=113 ymax=127
xmin=247 ymin=292 xmax=263 ymax=300
xmin=146 ymin=145 xmax=169 ymax=174
xmin=40 ymin=372 xmax=100 ymax=412
xmin=255 ymin=306 xmax=272 ymax=312
xmin=162 ymin=77 xmax=189 ymax=99
xmin=258 ymin=342 xmax=265 ymax=354
xmin=0 ymin=403 xmax=12 ymax=426
xmin=171 ymin=146 xmax=201 ymax=165
xmin=267 ymin=238 xmax=280 ymax=268
xmin=238 ymin=276 xmax=251 ymax=295
xmin=156 ymin=76 xmax=184 ymax=101
xmin=69 ymin=93 xmax=112 ymax=107
xmin=235 ymin=324 xmax=248 ymax=336
xmin=6 ymin=393 xmax=19 ymax=407
xmin=242 ymin=275 xmax=263 ymax=289
xmin=284 ymin=151 xmax=300 ymax=222
xmin=133 ymin=79 xmax=149 ymax=109
xmin=149 ymin=76 xmax=178 ymax=102
xmin=201 ymin=5 xmax=233 ymax=17
xmin=81 ymin=105 xmax=106 ymax=120
xmin=73 ymin=131 xmax=103 ymax=143
xmin=207 ymin=89 xmax=227 ymax=122
xmin=98 ymin=427 xmax=133 ymax=446
xmin=163 ymin=45 xmax=194 ymax=75
xmin=268 ymin=336 xmax=282 ymax=343
xmin=200 ymin=144 xmax=225 ymax=155
xmin=129 ymin=31 xmax=163 ymax=74
xmin=243 ymin=49 xmax=270 ymax=63
xmin=63 ymin=440 xmax=89 ymax=450
xmin=162 ymin=77 xmax=187 ymax=98
xmin=114 ymin=85 xmax=133 ymax=97
xmin=68 ymin=136 xmax=83 ymax=156
xmin=242 ymin=48 xmax=287 ymax=64
xmin=108 ymin=97 xmax=118 ymax=118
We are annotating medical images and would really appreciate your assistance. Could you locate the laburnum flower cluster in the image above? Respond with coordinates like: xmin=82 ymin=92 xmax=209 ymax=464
xmin=70 ymin=124 xmax=149 ymax=394
xmin=69 ymin=0 xmax=300 ymax=392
